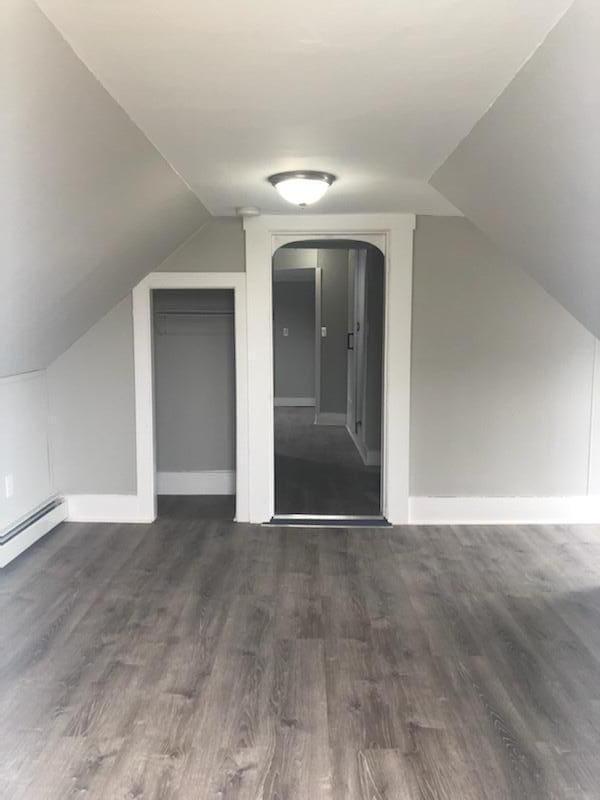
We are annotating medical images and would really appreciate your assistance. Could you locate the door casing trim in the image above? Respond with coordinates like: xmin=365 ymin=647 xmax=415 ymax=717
xmin=244 ymin=214 xmax=415 ymax=524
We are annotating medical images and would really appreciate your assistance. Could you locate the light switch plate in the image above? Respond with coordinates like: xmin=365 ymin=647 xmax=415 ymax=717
xmin=321 ymin=326 xmax=327 ymax=338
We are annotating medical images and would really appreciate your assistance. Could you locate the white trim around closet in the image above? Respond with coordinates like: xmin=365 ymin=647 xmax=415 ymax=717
xmin=132 ymin=271 xmax=249 ymax=522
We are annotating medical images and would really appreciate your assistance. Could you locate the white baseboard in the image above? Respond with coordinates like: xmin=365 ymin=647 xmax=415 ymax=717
xmin=157 ymin=470 xmax=235 ymax=495
xmin=409 ymin=496 xmax=600 ymax=525
xmin=54 ymin=494 xmax=600 ymax=528
xmin=366 ymin=449 xmax=381 ymax=467
xmin=66 ymin=495 xmax=153 ymax=523
xmin=274 ymin=397 xmax=315 ymax=407
xmin=315 ymin=412 xmax=346 ymax=426
xmin=66 ymin=474 xmax=236 ymax=523
xmin=346 ymin=424 xmax=368 ymax=464
xmin=346 ymin=424 xmax=381 ymax=467
xmin=0 ymin=501 xmax=68 ymax=568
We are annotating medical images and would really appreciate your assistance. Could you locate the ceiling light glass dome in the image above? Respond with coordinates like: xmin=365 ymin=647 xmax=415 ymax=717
xmin=268 ymin=171 xmax=336 ymax=207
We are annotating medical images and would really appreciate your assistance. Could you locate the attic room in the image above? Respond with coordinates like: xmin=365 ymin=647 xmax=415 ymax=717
xmin=2 ymin=1 xmax=600 ymax=797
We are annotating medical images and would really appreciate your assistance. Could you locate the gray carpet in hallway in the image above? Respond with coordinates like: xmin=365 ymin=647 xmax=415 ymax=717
xmin=274 ymin=406 xmax=380 ymax=516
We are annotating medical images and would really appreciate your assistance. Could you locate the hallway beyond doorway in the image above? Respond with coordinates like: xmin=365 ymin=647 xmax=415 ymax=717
xmin=274 ymin=407 xmax=380 ymax=516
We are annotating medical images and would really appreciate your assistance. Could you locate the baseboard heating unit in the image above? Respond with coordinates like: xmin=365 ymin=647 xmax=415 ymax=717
xmin=0 ymin=497 xmax=67 ymax=568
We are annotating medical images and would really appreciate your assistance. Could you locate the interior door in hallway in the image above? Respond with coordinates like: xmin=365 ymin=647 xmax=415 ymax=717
xmin=272 ymin=243 xmax=384 ymax=520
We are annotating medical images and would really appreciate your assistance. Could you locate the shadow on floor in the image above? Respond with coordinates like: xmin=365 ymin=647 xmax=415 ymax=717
xmin=157 ymin=495 xmax=235 ymax=521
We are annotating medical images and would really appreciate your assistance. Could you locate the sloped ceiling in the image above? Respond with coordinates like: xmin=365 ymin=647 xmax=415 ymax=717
xmin=35 ymin=0 xmax=571 ymax=215
xmin=1 ymin=0 xmax=209 ymax=377
xmin=4 ymin=0 xmax=587 ymax=378
xmin=432 ymin=0 xmax=600 ymax=338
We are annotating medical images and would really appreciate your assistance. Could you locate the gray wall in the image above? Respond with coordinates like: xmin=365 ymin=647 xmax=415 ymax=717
xmin=154 ymin=290 xmax=235 ymax=473
xmin=273 ymin=278 xmax=315 ymax=400
xmin=0 ymin=372 xmax=54 ymax=531
xmin=46 ymin=221 xmax=244 ymax=493
xmin=364 ymin=251 xmax=384 ymax=452
xmin=432 ymin=0 xmax=600 ymax=340
xmin=273 ymin=249 xmax=318 ymax=271
xmin=48 ymin=216 xmax=600 ymax=499
xmin=160 ymin=218 xmax=245 ymax=273
xmin=318 ymin=250 xmax=349 ymax=414
xmin=411 ymin=216 xmax=595 ymax=497
xmin=47 ymin=296 xmax=136 ymax=495
xmin=273 ymin=247 xmax=349 ymax=414
xmin=2 ymin=0 xmax=208 ymax=377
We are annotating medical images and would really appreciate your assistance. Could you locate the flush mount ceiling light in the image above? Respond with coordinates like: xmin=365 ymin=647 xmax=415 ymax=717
xmin=268 ymin=170 xmax=336 ymax=207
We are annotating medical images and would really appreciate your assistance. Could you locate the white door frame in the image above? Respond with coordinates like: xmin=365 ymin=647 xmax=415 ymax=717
xmin=314 ymin=267 xmax=322 ymax=419
xmin=354 ymin=249 xmax=368 ymax=451
xmin=132 ymin=271 xmax=249 ymax=522
xmin=346 ymin=251 xmax=357 ymax=433
xmin=244 ymin=214 xmax=415 ymax=524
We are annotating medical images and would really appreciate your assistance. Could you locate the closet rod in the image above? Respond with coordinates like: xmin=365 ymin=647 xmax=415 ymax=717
xmin=155 ymin=309 xmax=234 ymax=316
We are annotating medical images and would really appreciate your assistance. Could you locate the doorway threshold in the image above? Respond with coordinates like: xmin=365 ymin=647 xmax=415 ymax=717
xmin=267 ymin=515 xmax=391 ymax=528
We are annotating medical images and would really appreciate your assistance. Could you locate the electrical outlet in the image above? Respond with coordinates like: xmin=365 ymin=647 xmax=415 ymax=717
xmin=5 ymin=474 xmax=14 ymax=499
xmin=283 ymin=327 xmax=289 ymax=337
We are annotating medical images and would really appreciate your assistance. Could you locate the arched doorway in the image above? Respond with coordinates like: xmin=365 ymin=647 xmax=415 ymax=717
xmin=243 ymin=214 xmax=415 ymax=524
xmin=272 ymin=240 xmax=384 ymax=519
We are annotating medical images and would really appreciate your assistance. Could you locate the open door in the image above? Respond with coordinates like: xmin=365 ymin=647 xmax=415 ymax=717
xmin=346 ymin=251 xmax=357 ymax=432
xmin=353 ymin=250 xmax=367 ymax=450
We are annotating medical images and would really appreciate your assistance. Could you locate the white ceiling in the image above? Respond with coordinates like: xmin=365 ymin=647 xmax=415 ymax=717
xmin=36 ymin=0 xmax=572 ymax=216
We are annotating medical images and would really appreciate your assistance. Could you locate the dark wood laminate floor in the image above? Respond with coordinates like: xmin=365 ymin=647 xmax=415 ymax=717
xmin=2 ymin=500 xmax=600 ymax=798
xmin=274 ymin=407 xmax=381 ymax=516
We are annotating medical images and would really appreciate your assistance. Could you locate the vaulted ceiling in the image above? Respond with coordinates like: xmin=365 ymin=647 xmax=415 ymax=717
xmin=2 ymin=0 xmax=209 ymax=377
xmin=4 ymin=0 xmax=588 ymax=377
xmin=35 ymin=0 xmax=572 ymax=215
xmin=432 ymin=0 xmax=600 ymax=339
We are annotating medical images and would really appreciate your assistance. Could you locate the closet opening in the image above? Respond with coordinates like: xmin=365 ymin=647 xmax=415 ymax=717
xmin=152 ymin=288 xmax=236 ymax=521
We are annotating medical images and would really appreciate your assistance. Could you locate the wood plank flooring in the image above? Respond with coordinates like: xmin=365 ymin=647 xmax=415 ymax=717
xmin=2 ymin=498 xmax=600 ymax=798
